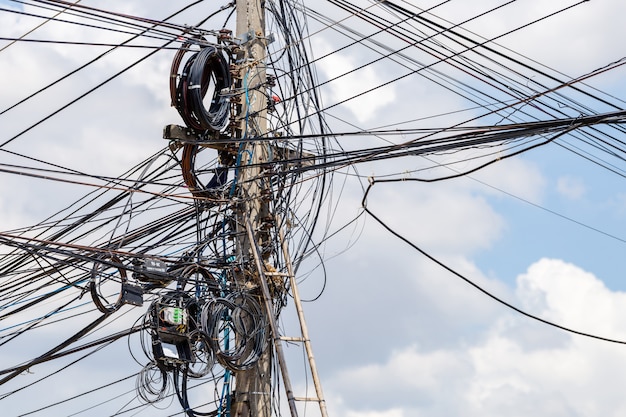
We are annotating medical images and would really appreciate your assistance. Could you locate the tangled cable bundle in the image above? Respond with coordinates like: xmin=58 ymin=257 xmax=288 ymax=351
xmin=134 ymin=286 xmax=266 ymax=415
xmin=171 ymin=43 xmax=231 ymax=132
xmin=176 ymin=263 xmax=221 ymax=295
xmin=201 ymin=291 xmax=267 ymax=371
xmin=8 ymin=0 xmax=626 ymax=415
xmin=185 ymin=330 xmax=215 ymax=378
xmin=137 ymin=362 xmax=170 ymax=404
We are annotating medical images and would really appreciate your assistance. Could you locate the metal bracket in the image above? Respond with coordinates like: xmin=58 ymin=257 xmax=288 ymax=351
xmin=234 ymin=30 xmax=256 ymax=45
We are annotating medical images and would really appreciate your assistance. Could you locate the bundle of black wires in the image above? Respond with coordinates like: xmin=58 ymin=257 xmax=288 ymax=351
xmin=172 ymin=43 xmax=232 ymax=132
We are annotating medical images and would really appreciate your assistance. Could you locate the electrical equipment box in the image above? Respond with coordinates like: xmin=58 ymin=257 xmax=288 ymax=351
xmin=121 ymin=283 xmax=143 ymax=307
xmin=153 ymin=339 xmax=192 ymax=364
xmin=134 ymin=257 xmax=170 ymax=284
xmin=153 ymin=294 xmax=193 ymax=344
xmin=151 ymin=294 xmax=193 ymax=364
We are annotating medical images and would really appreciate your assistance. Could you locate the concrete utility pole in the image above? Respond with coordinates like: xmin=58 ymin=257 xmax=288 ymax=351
xmin=232 ymin=0 xmax=272 ymax=416
xmin=231 ymin=2 xmax=329 ymax=416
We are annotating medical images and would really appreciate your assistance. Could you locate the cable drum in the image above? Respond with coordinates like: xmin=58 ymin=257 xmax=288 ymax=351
xmin=172 ymin=45 xmax=231 ymax=132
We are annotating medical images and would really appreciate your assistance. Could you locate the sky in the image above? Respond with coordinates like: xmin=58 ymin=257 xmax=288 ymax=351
xmin=2 ymin=0 xmax=626 ymax=416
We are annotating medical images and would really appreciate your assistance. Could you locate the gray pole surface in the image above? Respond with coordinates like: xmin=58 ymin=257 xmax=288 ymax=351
xmin=232 ymin=1 xmax=272 ymax=416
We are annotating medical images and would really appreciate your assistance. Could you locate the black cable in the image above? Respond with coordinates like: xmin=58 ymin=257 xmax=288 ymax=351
xmin=17 ymin=372 xmax=138 ymax=417
xmin=23 ymin=0 xmax=196 ymax=35
xmin=0 ymin=36 xmax=185 ymax=49
xmin=361 ymin=180 xmax=626 ymax=346
xmin=0 ymin=337 xmax=120 ymax=403
xmin=172 ymin=45 xmax=232 ymax=132
xmin=0 ymin=313 xmax=109 ymax=389
xmin=0 ymin=1 xmax=206 ymax=117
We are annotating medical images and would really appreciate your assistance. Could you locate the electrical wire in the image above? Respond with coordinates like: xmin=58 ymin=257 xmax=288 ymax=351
xmin=362 ymin=178 xmax=626 ymax=345
xmin=3 ymin=0 xmax=626 ymax=415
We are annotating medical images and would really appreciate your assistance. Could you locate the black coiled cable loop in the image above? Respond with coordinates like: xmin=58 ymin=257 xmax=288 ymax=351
xmin=171 ymin=44 xmax=231 ymax=132
xmin=201 ymin=291 xmax=267 ymax=371
xmin=90 ymin=255 xmax=127 ymax=314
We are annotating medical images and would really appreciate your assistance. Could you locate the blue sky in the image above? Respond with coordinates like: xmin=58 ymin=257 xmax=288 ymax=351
xmin=0 ymin=0 xmax=20 ymax=9
xmin=474 ymin=144 xmax=626 ymax=291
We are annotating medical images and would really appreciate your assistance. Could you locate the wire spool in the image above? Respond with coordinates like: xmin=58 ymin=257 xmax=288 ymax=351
xmin=90 ymin=255 xmax=128 ymax=314
xmin=171 ymin=43 xmax=231 ymax=132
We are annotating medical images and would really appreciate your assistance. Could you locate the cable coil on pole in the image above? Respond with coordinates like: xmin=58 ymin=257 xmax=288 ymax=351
xmin=90 ymin=255 xmax=129 ymax=314
xmin=201 ymin=291 xmax=267 ymax=371
xmin=170 ymin=42 xmax=231 ymax=132
xmin=181 ymin=144 xmax=228 ymax=198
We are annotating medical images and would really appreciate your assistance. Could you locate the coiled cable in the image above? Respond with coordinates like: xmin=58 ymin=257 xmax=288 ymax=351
xmin=137 ymin=362 xmax=171 ymax=404
xmin=90 ymin=255 xmax=127 ymax=314
xmin=171 ymin=43 xmax=231 ymax=132
xmin=181 ymin=144 xmax=228 ymax=199
xmin=200 ymin=291 xmax=267 ymax=371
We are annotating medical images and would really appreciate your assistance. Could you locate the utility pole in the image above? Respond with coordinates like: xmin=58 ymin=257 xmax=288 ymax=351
xmin=230 ymin=2 xmax=329 ymax=416
xmin=232 ymin=0 xmax=272 ymax=416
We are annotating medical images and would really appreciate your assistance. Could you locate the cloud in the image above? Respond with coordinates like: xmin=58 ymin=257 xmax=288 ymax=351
xmin=556 ymin=176 xmax=586 ymax=200
xmin=470 ymin=156 xmax=546 ymax=204
xmin=516 ymin=258 xmax=626 ymax=335
xmin=430 ymin=0 xmax=626 ymax=78
xmin=345 ymin=410 xmax=406 ymax=417
xmin=363 ymin=180 xmax=505 ymax=254
xmin=323 ymin=258 xmax=626 ymax=416
xmin=313 ymin=38 xmax=396 ymax=123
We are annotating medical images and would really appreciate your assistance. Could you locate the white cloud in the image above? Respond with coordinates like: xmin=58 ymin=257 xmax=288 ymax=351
xmin=516 ymin=258 xmax=626 ymax=336
xmin=313 ymin=38 xmax=396 ymax=123
xmin=323 ymin=258 xmax=626 ymax=416
xmin=346 ymin=410 xmax=406 ymax=417
xmin=470 ymin=156 xmax=546 ymax=204
xmin=430 ymin=0 xmax=626 ymax=78
xmin=363 ymin=180 xmax=505 ymax=254
xmin=556 ymin=176 xmax=586 ymax=200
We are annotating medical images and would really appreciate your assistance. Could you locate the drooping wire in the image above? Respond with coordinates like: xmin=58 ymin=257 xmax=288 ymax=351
xmin=361 ymin=178 xmax=626 ymax=346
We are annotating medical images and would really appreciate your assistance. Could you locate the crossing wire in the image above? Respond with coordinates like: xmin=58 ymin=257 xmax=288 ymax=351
xmin=1 ymin=0 xmax=626 ymax=415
